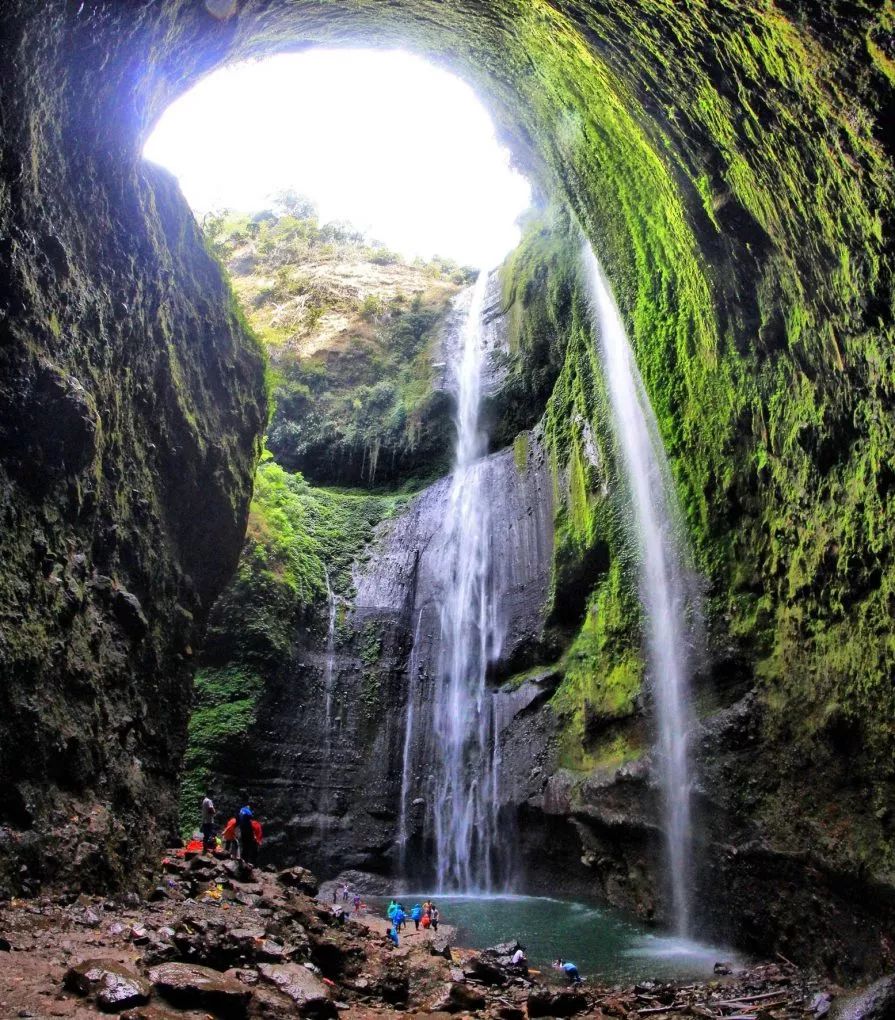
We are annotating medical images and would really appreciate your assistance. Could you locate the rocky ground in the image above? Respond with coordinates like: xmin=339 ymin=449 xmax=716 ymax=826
xmin=0 ymin=851 xmax=888 ymax=1020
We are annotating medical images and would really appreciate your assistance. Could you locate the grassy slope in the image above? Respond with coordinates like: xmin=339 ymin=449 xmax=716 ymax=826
xmin=208 ymin=209 xmax=470 ymax=487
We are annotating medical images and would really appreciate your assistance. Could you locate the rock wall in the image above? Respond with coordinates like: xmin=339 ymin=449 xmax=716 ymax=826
xmin=0 ymin=86 xmax=267 ymax=893
xmin=1 ymin=0 xmax=893 ymax=980
xmin=207 ymin=427 xmax=554 ymax=878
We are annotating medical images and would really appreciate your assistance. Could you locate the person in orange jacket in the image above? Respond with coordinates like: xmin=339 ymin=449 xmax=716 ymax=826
xmin=251 ymin=818 xmax=263 ymax=848
xmin=222 ymin=817 xmax=238 ymax=858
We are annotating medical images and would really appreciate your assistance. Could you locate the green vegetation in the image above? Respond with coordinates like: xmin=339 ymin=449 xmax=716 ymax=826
xmin=178 ymin=458 xmax=404 ymax=832
xmin=183 ymin=0 xmax=895 ymax=881
xmin=204 ymin=203 xmax=472 ymax=487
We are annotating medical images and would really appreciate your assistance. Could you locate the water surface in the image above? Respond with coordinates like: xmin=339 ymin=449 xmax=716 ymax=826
xmin=372 ymin=894 xmax=730 ymax=983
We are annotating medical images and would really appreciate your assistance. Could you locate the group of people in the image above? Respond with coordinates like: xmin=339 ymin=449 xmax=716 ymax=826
xmin=200 ymin=792 xmax=263 ymax=865
xmin=385 ymin=899 xmax=440 ymax=945
xmin=332 ymin=882 xmax=364 ymax=916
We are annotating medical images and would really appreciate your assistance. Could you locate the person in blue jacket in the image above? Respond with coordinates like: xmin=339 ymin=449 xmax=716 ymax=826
xmin=386 ymin=924 xmax=399 ymax=947
xmin=393 ymin=905 xmax=407 ymax=931
xmin=410 ymin=903 xmax=422 ymax=930
xmin=387 ymin=899 xmax=398 ymax=921
xmin=555 ymin=959 xmax=583 ymax=985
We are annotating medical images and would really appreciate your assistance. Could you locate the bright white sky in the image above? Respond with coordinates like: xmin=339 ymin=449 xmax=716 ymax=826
xmin=143 ymin=49 xmax=531 ymax=267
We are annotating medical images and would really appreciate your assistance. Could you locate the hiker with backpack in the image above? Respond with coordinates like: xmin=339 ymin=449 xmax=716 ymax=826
xmin=238 ymin=802 xmax=260 ymax=865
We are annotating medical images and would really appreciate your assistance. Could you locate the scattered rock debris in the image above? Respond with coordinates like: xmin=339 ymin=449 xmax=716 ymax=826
xmin=0 ymin=850 xmax=874 ymax=1019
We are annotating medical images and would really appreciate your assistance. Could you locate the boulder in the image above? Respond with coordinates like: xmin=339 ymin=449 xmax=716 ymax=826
xmin=432 ymin=981 xmax=488 ymax=1013
xmin=257 ymin=962 xmax=337 ymax=1017
xmin=834 ymin=976 xmax=895 ymax=1020
xmin=430 ymin=933 xmax=453 ymax=959
xmin=490 ymin=941 xmax=523 ymax=957
xmin=63 ymin=959 xmax=151 ymax=1012
xmin=527 ymin=988 xmax=589 ymax=1017
xmin=278 ymin=866 xmax=320 ymax=896
xmin=149 ymin=961 xmax=252 ymax=1018
xmin=464 ymin=953 xmax=508 ymax=986
xmin=120 ymin=1008 xmax=185 ymax=1020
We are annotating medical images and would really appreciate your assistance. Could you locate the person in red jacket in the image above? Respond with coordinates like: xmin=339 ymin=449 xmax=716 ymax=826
xmin=251 ymin=818 xmax=263 ymax=850
xmin=222 ymin=817 xmax=238 ymax=858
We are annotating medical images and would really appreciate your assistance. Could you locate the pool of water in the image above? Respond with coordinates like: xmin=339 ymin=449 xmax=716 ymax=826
xmin=370 ymin=894 xmax=733 ymax=983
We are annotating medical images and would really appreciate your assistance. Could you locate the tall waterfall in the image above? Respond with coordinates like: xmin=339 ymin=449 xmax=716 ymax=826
xmin=582 ymin=244 xmax=696 ymax=936
xmin=428 ymin=270 xmax=504 ymax=891
xmin=397 ymin=607 xmax=424 ymax=877
xmin=317 ymin=568 xmax=339 ymax=852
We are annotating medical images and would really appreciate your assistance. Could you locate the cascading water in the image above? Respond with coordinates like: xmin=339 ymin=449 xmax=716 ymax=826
xmin=582 ymin=244 xmax=697 ymax=936
xmin=322 ymin=568 xmax=338 ymax=746
xmin=317 ymin=568 xmax=339 ymax=853
xmin=397 ymin=607 xmax=425 ymax=877
xmin=427 ymin=270 xmax=505 ymax=892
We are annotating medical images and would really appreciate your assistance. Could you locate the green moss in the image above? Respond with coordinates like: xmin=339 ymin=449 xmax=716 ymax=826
xmin=512 ymin=432 xmax=529 ymax=473
xmin=177 ymin=667 xmax=264 ymax=834
xmin=179 ymin=459 xmax=403 ymax=825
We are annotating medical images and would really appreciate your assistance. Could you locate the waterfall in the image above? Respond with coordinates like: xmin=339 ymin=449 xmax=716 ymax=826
xmin=397 ymin=607 xmax=425 ymax=876
xmin=322 ymin=567 xmax=338 ymax=743
xmin=317 ymin=568 xmax=339 ymax=853
xmin=426 ymin=270 xmax=504 ymax=892
xmin=582 ymin=244 xmax=696 ymax=936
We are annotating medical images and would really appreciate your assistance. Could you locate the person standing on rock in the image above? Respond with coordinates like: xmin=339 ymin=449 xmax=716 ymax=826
xmin=200 ymin=792 xmax=216 ymax=854
xmin=411 ymin=903 xmax=422 ymax=930
xmin=430 ymin=904 xmax=439 ymax=931
xmin=238 ymin=802 xmax=258 ymax=865
xmin=221 ymin=816 xmax=238 ymax=858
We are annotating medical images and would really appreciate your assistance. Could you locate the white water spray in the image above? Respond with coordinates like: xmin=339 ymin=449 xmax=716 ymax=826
xmin=429 ymin=271 xmax=504 ymax=891
xmin=582 ymin=244 xmax=696 ymax=936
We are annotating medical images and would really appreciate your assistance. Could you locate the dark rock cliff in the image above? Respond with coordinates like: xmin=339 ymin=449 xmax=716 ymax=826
xmin=0 ymin=24 xmax=267 ymax=893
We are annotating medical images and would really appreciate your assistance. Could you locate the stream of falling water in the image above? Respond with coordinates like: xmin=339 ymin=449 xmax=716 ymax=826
xmin=397 ymin=608 xmax=424 ymax=877
xmin=427 ymin=270 xmax=505 ymax=892
xmin=317 ymin=568 xmax=339 ymax=852
xmin=322 ymin=568 xmax=338 ymax=746
xmin=582 ymin=244 xmax=697 ymax=937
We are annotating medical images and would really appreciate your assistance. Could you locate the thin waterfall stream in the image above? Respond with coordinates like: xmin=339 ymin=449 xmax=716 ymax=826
xmin=317 ymin=568 xmax=339 ymax=853
xmin=582 ymin=243 xmax=697 ymax=936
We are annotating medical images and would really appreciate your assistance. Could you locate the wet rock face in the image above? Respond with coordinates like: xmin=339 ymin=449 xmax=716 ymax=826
xmin=207 ymin=428 xmax=554 ymax=877
xmin=0 ymin=8 xmax=266 ymax=896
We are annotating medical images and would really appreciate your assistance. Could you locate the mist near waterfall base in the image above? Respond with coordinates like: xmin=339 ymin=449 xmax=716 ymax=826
xmin=144 ymin=49 xmax=531 ymax=267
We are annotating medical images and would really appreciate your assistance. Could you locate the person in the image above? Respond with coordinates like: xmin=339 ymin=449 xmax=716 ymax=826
xmin=200 ymin=792 xmax=216 ymax=854
xmin=353 ymin=893 xmax=362 ymax=914
xmin=221 ymin=816 xmax=238 ymax=858
xmin=511 ymin=946 xmax=527 ymax=967
xmin=341 ymin=882 xmax=350 ymax=902
xmin=238 ymin=802 xmax=258 ymax=865
xmin=555 ymin=959 xmax=583 ymax=985
xmin=430 ymin=903 xmax=439 ymax=932
xmin=420 ymin=910 xmax=431 ymax=930
xmin=394 ymin=904 xmax=407 ymax=931
xmin=387 ymin=899 xmax=398 ymax=922
xmin=410 ymin=903 xmax=422 ymax=930
xmin=386 ymin=924 xmax=399 ymax=947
